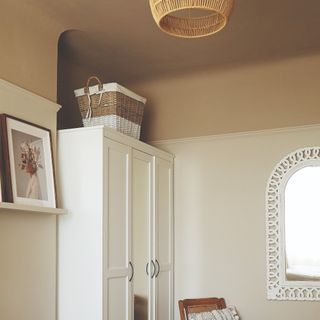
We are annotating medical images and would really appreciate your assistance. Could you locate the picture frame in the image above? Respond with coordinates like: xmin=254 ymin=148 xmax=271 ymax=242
xmin=0 ymin=114 xmax=56 ymax=208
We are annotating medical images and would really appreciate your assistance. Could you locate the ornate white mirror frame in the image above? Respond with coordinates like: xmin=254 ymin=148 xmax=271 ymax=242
xmin=266 ymin=147 xmax=320 ymax=300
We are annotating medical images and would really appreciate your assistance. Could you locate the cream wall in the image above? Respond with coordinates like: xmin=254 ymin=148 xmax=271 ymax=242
xmin=0 ymin=2 xmax=64 ymax=320
xmin=0 ymin=80 xmax=60 ymax=320
xmin=155 ymin=125 xmax=320 ymax=320
xmin=129 ymin=53 xmax=320 ymax=142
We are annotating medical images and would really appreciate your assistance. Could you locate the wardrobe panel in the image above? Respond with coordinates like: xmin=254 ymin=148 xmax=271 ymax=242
xmin=107 ymin=145 xmax=130 ymax=269
xmin=108 ymin=278 xmax=129 ymax=320
xmin=156 ymin=272 xmax=171 ymax=320
xmin=155 ymin=159 xmax=172 ymax=265
xmin=155 ymin=158 xmax=173 ymax=320
xmin=132 ymin=150 xmax=153 ymax=320
xmin=104 ymin=139 xmax=132 ymax=320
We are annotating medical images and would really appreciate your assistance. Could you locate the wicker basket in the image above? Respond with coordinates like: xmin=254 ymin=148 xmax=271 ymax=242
xmin=74 ymin=76 xmax=146 ymax=139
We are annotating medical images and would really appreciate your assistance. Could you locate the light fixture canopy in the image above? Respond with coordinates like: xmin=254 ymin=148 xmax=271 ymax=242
xmin=149 ymin=0 xmax=235 ymax=38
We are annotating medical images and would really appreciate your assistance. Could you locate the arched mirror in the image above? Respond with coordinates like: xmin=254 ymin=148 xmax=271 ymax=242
xmin=266 ymin=147 xmax=320 ymax=300
xmin=285 ymin=166 xmax=320 ymax=282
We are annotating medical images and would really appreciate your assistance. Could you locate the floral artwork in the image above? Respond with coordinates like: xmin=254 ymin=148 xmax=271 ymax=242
xmin=18 ymin=142 xmax=44 ymax=199
xmin=19 ymin=142 xmax=43 ymax=174
xmin=0 ymin=114 xmax=56 ymax=207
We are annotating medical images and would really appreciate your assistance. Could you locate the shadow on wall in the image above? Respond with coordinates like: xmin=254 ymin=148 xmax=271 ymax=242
xmin=57 ymin=30 xmax=106 ymax=130
xmin=57 ymin=30 xmax=83 ymax=130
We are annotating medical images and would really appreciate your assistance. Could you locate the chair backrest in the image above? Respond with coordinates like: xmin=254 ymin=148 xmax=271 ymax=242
xmin=178 ymin=297 xmax=226 ymax=320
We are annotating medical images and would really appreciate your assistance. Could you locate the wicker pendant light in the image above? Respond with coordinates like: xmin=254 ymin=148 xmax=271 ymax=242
xmin=149 ymin=0 xmax=235 ymax=38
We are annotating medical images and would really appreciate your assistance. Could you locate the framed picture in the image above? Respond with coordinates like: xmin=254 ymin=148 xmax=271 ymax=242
xmin=0 ymin=114 xmax=56 ymax=208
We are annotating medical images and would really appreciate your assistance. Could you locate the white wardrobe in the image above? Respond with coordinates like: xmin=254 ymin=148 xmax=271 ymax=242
xmin=57 ymin=126 xmax=173 ymax=320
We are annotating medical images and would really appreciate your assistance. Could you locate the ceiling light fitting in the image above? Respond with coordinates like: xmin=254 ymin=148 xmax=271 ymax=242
xmin=149 ymin=0 xmax=235 ymax=38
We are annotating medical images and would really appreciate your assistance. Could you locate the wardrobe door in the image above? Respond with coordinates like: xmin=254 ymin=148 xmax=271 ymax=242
xmin=104 ymin=139 xmax=132 ymax=320
xmin=154 ymin=158 xmax=173 ymax=320
xmin=132 ymin=150 xmax=154 ymax=320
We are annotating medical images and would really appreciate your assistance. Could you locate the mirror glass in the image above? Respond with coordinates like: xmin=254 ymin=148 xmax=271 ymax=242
xmin=133 ymin=156 xmax=150 ymax=320
xmin=285 ymin=166 xmax=320 ymax=281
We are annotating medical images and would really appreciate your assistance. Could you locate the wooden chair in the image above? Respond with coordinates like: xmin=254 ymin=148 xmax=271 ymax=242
xmin=178 ymin=297 xmax=226 ymax=320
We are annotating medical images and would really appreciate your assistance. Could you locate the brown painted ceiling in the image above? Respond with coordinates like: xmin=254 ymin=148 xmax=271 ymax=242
xmin=28 ymin=0 xmax=320 ymax=82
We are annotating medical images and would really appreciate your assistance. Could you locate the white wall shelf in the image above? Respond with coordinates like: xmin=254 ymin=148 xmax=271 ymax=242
xmin=0 ymin=202 xmax=67 ymax=215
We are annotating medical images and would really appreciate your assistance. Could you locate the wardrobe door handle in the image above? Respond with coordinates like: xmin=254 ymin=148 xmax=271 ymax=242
xmin=151 ymin=260 xmax=156 ymax=278
xmin=129 ymin=262 xmax=134 ymax=282
xmin=146 ymin=262 xmax=149 ymax=276
xmin=155 ymin=259 xmax=160 ymax=278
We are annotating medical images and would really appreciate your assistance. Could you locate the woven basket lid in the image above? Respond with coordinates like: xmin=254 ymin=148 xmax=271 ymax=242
xmin=149 ymin=0 xmax=235 ymax=38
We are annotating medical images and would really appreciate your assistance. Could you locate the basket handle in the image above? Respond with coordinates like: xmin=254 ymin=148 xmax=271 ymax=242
xmin=84 ymin=76 xmax=103 ymax=94
xmin=84 ymin=76 xmax=103 ymax=121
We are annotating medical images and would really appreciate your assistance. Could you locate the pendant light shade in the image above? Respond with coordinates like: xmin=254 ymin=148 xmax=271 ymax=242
xmin=149 ymin=0 xmax=235 ymax=38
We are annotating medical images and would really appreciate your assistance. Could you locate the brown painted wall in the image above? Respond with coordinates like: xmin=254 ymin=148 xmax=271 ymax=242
xmin=58 ymin=51 xmax=320 ymax=142
xmin=128 ymin=53 xmax=320 ymax=141
xmin=0 ymin=1 xmax=63 ymax=101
